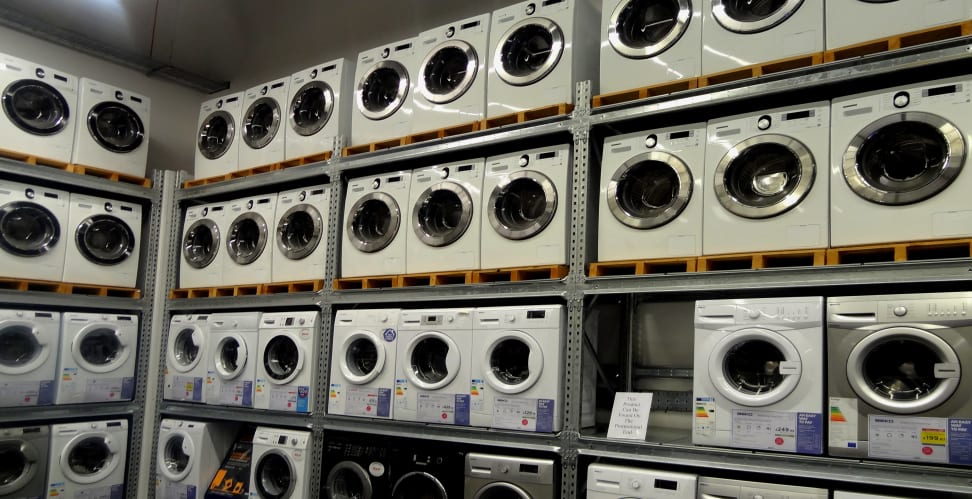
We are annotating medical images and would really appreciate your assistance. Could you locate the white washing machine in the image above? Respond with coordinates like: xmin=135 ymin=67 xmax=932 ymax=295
xmin=272 ymin=184 xmax=330 ymax=283
xmin=61 ymin=193 xmax=142 ymax=288
xmin=703 ymin=101 xmax=830 ymax=255
xmin=0 ymin=309 xmax=58 ymax=408
xmin=587 ymin=464 xmax=697 ymax=498
xmin=55 ymin=312 xmax=137 ymax=405
xmin=249 ymin=427 xmax=312 ymax=499
xmin=487 ymin=0 xmax=600 ymax=118
xmin=480 ymin=145 xmax=570 ymax=269
xmin=394 ymin=308 xmax=474 ymax=425
xmin=598 ymin=123 xmax=706 ymax=262
xmin=328 ymin=308 xmax=400 ymax=420
xmin=341 ymin=170 xmax=412 ymax=278
xmin=0 ymin=179 xmax=69 ymax=282
xmin=826 ymin=0 xmax=972 ymax=50
xmin=255 ymin=311 xmax=318 ymax=413
xmin=465 ymin=454 xmax=557 ymax=498
xmin=72 ymin=78 xmax=151 ymax=178
xmin=223 ymin=194 xmax=277 ymax=286
xmin=350 ymin=37 xmax=418 ymax=146
xmin=47 ymin=420 xmax=127 ymax=498
xmin=156 ymin=419 xmax=236 ymax=499
xmin=411 ymin=13 xmax=490 ymax=134
xmin=179 ymin=202 xmax=228 ymax=289
xmin=697 ymin=477 xmax=827 ymax=499
xmin=830 ymin=75 xmax=972 ymax=247
xmin=206 ymin=312 xmax=260 ymax=408
xmin=286 ymin=58 xmax=353 ymax=161
xmin=0 ymin=425 xmax=49 ymax=499
xmin=693 ymin=297 xmax=825 ymax=455
xmin=470 ymin=305 xmax=565 ymax=432
xmin=0 ymin=52 xmax=78 ymax=163
xmin=701 ymin=0 xmax=824 ymax=76
xmin=239 ymin=77 xmax=289 ymax=170
xmin=164 ymin=314 xmax=212 ymax=403
xmin=194 ymin=91 xmax=244 ymax=180
xmin=599 ymin=0 xmax=703 ymax=94
xmin=406 ymin=158 xmax=484 ymax=273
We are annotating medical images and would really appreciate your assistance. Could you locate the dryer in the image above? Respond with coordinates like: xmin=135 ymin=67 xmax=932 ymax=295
xmin=156 ymin=419 xmax=236 ymax=499
xmin=55 ymin=312 xmax=137 ymax=405
xmin=223 ymin=194 xmax=277 ymax=286
xmin=249 ymin=427 xmax=312 ymax=499
xmin=0 ymin=53 xmax=78 ymax=163
xmin=693 ymin=297 xmax=825 ymax=455
xmin=389 ymin=438 xmax=464 ymax=499
xmin=480 ymin=145 xmax=570 ymax=269
xmin=826 ymin=0 xmax=972 ymax=50
xmin=206 ymin=312 xmax=260 ymax=409
xmin=62 ymin=193 xmax=142 ymax=288
xmin=0 ymin=309 xmax=58 ymax=408
xmin=0 ymin=425 xmax=49 ymax=499
xmin=72 ymin=78 xmax=150 ymax=178
xmin=328 ymin=308 xmax=400 ymax=420
xmin=598 ymin=123 xmax=706 ymax=263
xmin=272 ymin=184 xmax=330 ymax=283
xmin=406 ymin=159 xmax=484 ymax=273
xmin=47 ymin=420 xmax=127 ymax=498
xmin=697 ymin=477 xmax=827 ymax=499
xmin=350 ymin=38 xmax=418 ymax=146
xmin=321 ymin=431 xmax=391 ymax=499
xmin=195 ymin=92 xmax=244 ymax=180
xmin=255 ymin=311 xmax=318 ymax=413
xmin=466 ymin=453 xmax=557 ymax=498
xmin=0 ymin=179 xmax=69 ymax=282
xmin=587 ymin=463 xmax=697 ymax=498
xmin=486 ymin=0 xmax=600 ymax=118
xmin=830 ymin=75 xmax=972 ymax=247
xmin=179 ymin=202 xmax=228 ymax=289
xmin=341 ymin=171 xmax=412 ymax=278
xmin=703 ymin=102 xmax=829 ymax=255
xmin=286 ymin=58 xmax=353 ymax=161
xmin=239 ymin=77 xmax=289 ymax=170
xmin=165 ymin=314 xmax=212 ymax=403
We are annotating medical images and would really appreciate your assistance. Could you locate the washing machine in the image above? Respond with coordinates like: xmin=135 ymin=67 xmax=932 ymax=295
xmin=389 ymin=438 xmax=463 ymax=499
xmin=697 ymin=477 xmax=827 ymax=499
xmin=61 ymin=193 xmax=142 ymax=288
xmin=286 ymin=58 xmax=353 ymax=161
xmin=272 ymin=184 xmax=330 ymax=283
xmin=486 ymin=0 xmax=600 ymax=118
xmin=0 ymin=52 xmax=78 ymax=163
xmin=156 ymin=419 xmax=237 ymax=499
xmin=599 ymin=0 xmax=703 ymax=95
xmin=470 ymin=305 xmax=565 ymax=432
xmin=394 ymin=308 xmax=473 ymax=425
xmin=239 ymin=77 xmax=289 ymax=171
xmin=47 ymin=420 xmax=127 ymax=498
xmin=587 ymin=463 xmax=697 ymax=498
xmin=826 ymin=0 xmax=972 ymax=50
xmin=480 ymin=145 xmax=570 ymax=269
xmin=830 ymin=75 xmax=972 ymax=247
xmin=0 ymin=309 xmax=58 ymax=408
xmin=179 ymin=202 xmax=228 ymax=289
xmin=828 ymin=292 xmax=972 ymax=465
xmin=702 ymin=101 xmax=829 ymax=255
xmin=0 ymin=425 xmax=49 ymax=499
xmin=350 ymin=37 xmax=418 ymax=146
xmin=249 ymin=427 xmax=312 ymax=499
xmin=55 ymin=312 xmax=137 ymax=405
xmin=406 ymin=158 xmax=484 ymax=273
xmin=255 ymin=311 xmax=318 ymax=413
xmin=0 ymin=179 xmax=70 ymax=282
xmin=466 ymin=453 xmax=557 ymax=498
xmin=195 ymin=91 xmax=244 ymax=180
xmin=700 ymin=0 xmax=824 ymax=76
xmin=321 ymin=431 xmax=391 ymax=499
xmin=164 ymin=314 xmax=212 ymax=403
xmin=410 ymin=13 xmax=490 ymax=134
xmin=693 ymin=297 xmax=825 ymax=455
xmin=72 ymin=78 xmax=151 ymax=178
xmin=206 ymin=312 xmax=260 ymax=408
xmin=223 ymin=194 xmax=277 ymax=286
xmin=341 ymin=171 xmax=412 ymax=278
xmin=328 ymin=308 xmax=400 ymax=420
xmin=598 ymin=123 xmax=706 ymax=263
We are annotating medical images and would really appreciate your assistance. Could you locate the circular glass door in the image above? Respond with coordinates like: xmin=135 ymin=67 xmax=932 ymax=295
xmin=474 ymin=482 xmax=532 ymax=499
xmin=0 ymin=322 xmax=48 ymax=376
xmin=607 ymin=151 xmax=693 ymax=229
xmin=255 ymin=452 xmax=295 ymax=499
xmin=711 ymin=0 xmax=804 ymax=33
xmin=226 ymin=212 xmax=268 ymax=265
xmin=276 ymin=203 xmax=323 ymax=261
xmin=412 ymin=181 xmax=474 ymax=247
xmin=356 ymin=61 xmax=409 ymax=120
xmin=158 ymin=432 xmax=193 ymax=482
xmin=75 ymin=214 xmax=135 ymax=266
xmin=417 ymin=41 xmax=478 ymax=104
xmin=182 ymin=219 xmax=219 ymax=269
xmin=608 ymin=0 xmax=692 ymax=58
xmin=340 ymin=332 xmax=385 ymax=385
xmin=713 ymin=134 xmax=815 ymax=219
xmin=2 ymin=79 xmax=70 ymax=136
xmin=264 ymin=334 xmax=303 ymax=385
xmin=392 ymin=472 xmax=446 ymax=499
xmin=62 ymin=434 xmax=119 ymax=484
xmin=242 ymin=97 xmax=281 ymax=150
xmin=346 ymin=192 xmax=401 ymax=253
xmin=0 ymin=201 xmax=60 ymax=257
xmin=707 ymin=328 xmax=801 ymax=407
xmin=168 ymin=326 xmax=203 ymax=373
xmin=484 ymin=332 xmax=543 ymax=394
xmin=405 ymin=332 xmax=460 ymax=390
xmin=289 ymin=80 xmax=334 ymax=136
xmin=198 ymin=110 xmax=235 ymax=160
xmin=487 ymin=171 xmax=558 ymax=240
xmin=495 ymin=18 xmax=564 ymax=86
xmin=0 ymin=437 xmax=37 ymax=495
xmin=87 ymin=102 xmax=144 ymax=153
xmin=72 ymin=325 xmax=129 ymax=374
xmin=327 ymin=462 xmax=373 ymax=499
xmin=215 ymin=335 xmax=247 ymax=380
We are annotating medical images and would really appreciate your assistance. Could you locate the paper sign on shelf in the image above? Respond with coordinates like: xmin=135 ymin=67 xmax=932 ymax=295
xmin=607 ymin=392 xmax=653 ymax=440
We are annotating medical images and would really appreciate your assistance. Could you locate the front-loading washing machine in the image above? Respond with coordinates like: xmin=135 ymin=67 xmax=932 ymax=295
xmin=599 ymin=0 xmax=703 ymax=95
xmin=156 ymin=419 xmax=237 ymax=499
xmin=0 ymin=52 xmax=78 ymax=163
xmin=0 ymin=425 xmax=49 ymax=499
xmin=206 ymin=312 xmax=260 ymax=408
xmin=249 ymin=427 xmax=312 ymax=499
xmin=179 ymin=202 xmax=228 ymax=289
xmin=341 ymin=171 xmax=412 ymax=278
xmin=480 ymin=145 xmax=570 ymax=269
xmin=321 ymin=431 xmax=391 ymax=499
xmin=255 ymin=311 xmax=318 ymax=413
xmin=350 ymin=37 xmax=418 ymax=146
xmin=389 ymin=438 xmax=464 ymax=499
xmin=697 ymin=477 xmax=827 ymax=499
xmin=272 ymin=184 xmax=330 ymax=283
xmin=410 ymin=13 xmax=490 ymax=134
xmin=286 ymin=58 xmax=353 ymax=161
xmin=328 ymin=308 xmax=400 ymax=420
xmin=406 ymin=159 xmax=484 ymax=273
xmin=394 ymin=308 xmax=473 ymax=425
xmin=55 ymin=312 xmax=137 ymax=405
xmin=62 ymin=193 xmax=142 ymax=288
xmin=828 ymin=292 xmax=972 ymax=465
xmin=165 ymin=314 xmax=213 ymax=403
xmin=466 ymin=453 xmax=557 ymax=498
xmin=486 ymin=0 xmax=600 ymax=118
xmin=826 ymin=0 xmax=972 ymax=50
xmin=830 ymin=75 xmax=972 ymax=247
xmin=587 ymin=463 xmax=697 ymax=498
xmin=72 ymin=78 xmax=151 ymax=178
xmin=47 ymin=419 xmax=127 ymax=498
xmin=598 ymin=123 xmax=706 ymax=263
xmin=239 ymin=77 xmax=289 ymax=171
xmin=0 ymin=179 xmax=70 ymax=282
xmin=223 ymin=194 xmax=277 ymax=286
xmin=0 ymin=309 xmax=58 ymax=408
xmin=195 ymin=91 xmax=244 ymax=180
xmin=702 ymin=101 xmax=830 ymax=255
xmin=693 ymin=297 xmax=825 ymax=455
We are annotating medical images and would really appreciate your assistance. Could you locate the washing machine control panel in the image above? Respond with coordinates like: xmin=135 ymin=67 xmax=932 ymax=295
xmin=879 ymin=298 xmax=971 ymax=321
xmin=736 ymin=303 xmax=820 ymax=324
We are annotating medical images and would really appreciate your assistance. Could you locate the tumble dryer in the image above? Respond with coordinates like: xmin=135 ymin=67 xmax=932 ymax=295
xmin=195 ymin=92 xmax=244 ymax=179
xmin=321 ymin=431 xmax=391 ymax=499
xmin=179 ymin=202 xmax=228 ymax=289
xmin=0 ymin=179 xmax=69 ymax=282
xmin=389 ymin=438 xmax=464 ymax=499
xmin=239 ymin=78 xmax=289 ymax=170
xmin=47 ymin=420 xmax=127 ymax=498
xmin=697 ymin=477 xmax=827 ymax=499
xmin=223 ymin=194 xmax=277 ymax=286
xmin=703 ymin=101 xmax=830 ymax=255
xmin=0 ymin=425 xmax=49 ymax=499
xmin=206 ymin=312 xmax=260 ymax=408
xmin=328 ymin=308 xmax=400 ymax=420
xmin=826 ymin=0 xmax=972 ymax=50
xmin=62 ymin=193 xmax=142 ymax=288
xmin=466 ymin=453 xmax=557 ymax=498
xmin=341 ymin=171 xmax=411 ymax=278
xmin=587 ymin=464 xmax=697 ymax=498
xmin=0 ymin=309 xmax=58 ymax=408
xmin=350 ymin=38 xmax=418 ymax=146
xmin=598 ymin=123 xmax=706 ymax=262
xmin=164 ymin=314 xmax=212 ymax=403
xmin=272 ymin=185 xmax=330 ymax=283
xmin=156 ymin=419 xmax=237 ymax=499
xmin=249 ymin=427 xmax=312 ymax=499
xmin=286 ymin=58 xmax=353 ymax=160
xmin=0 ymin=52 xmax=78 ymax=163
xmin=693 ymin=297 xmax=825 ymax=455
xmin=72 ymin=78 xmax=151 ymax=178
xmin=255 ymin=311 xmax=318 ymax=413
xmin=55 ymin=312 xmax=137 ymax=405
xmin=830 ymin=75 xmax=972 ymax=247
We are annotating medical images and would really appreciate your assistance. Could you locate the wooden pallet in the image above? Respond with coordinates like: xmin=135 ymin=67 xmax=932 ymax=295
xmin=481 ymin=103 xmax=573 ymax=130
xmin=69 ymin=164 xmax=152 ymax=188
xmin=399 ymin=271 xmax=476 ymax=287
xmin=471 ymin=264 xmax=569 ymax=283
xmin=342 ymin=137 xmax=410 ymax=157
xmin=407 ymin=121 xmax=483 ymax=144
xmin=261 ymin=279 xmax=325 ymax=294
xmin=333 ymin=275 xmax=401 ymax=290
xmin=183 ymin=163 xmax=280 ymax=188
xmin=697 ymin=248 xmax=827 ymax=272
xmin=0 ymin=147 xmax=71 ymax=169
xmin=0 ymin=277 xmax=141 ymax=298
xmin=593 ymin=78 xmax=700 ymax=108
xmin=279 ymin=150 xmax=332 ymax=168
xmin=333 ymin=265 xmax=568 ymax=289
xmin=825 ymin=20 xmax=972 ymax=62
xmin=700 ymin=52 xmax=825 ymax=87
xmin=589 ymin=257 xmax=698 ymax=277
xmin=827 ymin=238 xmax=972 ymax=265
xmin=169 ymin=285 xmax=260 ymax=299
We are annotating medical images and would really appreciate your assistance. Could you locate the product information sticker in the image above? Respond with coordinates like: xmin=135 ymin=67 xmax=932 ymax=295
xmin=869 ymin=415 xmax=949 ymax=464
xmin=346 ymin=385 xmax=390 ymax=418
xmin=492 ymin=397 xmax=556 ymax=432
xmin=416 ymin=393 xmax=470 ymax=425
xmin=731 ymin=409 xmax=823 ymax=454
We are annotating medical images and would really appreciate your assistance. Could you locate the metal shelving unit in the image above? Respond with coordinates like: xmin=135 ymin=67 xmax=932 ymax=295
xmin=159 ymin=402 xmax=315 ymax=429
xmin=0 ymin=156 xmax=155 ymax=200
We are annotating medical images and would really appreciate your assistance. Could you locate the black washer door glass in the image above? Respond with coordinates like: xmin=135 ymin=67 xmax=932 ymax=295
xmin=265 ymin=336 xmax=299 ymax=381
xmin=183 ymin=222 xmax=216 ymax=268
xmin=495 ymin=178 xmax=552 ymax=236
xmin=198 ymin=113 xmax=233 ymax=160
xmin=722 ymin=0 xmax=788 ymax=22
xmin=0 ymin=442 xmax=28 ymax=488
xmin=173 ymin=328 xmax=199 ymax=367
xmin=278 ymin=208 xmax=321 ymax=260
xmin=257 ymin=454 xmax=292 ymax=499
xmin=79 ymin=328 xmax=121 ymax=366
xmin=329 ymin=465 xmax=370 ymax=499
xmin=863 ymin=339 xmax=941 ymax=401
xmin=392 ymin=473 xmax=445 ymax=499
xmin=68 ymin=437 xmax=109 ymax=475
xmin=411 ymin=337 xmax=449 ymax=384
xmin=417 ymin=189 xmax=466 ymax=241
xmin=2 ymin=79 xmax=70 ymax=135
xmin=164 ymin=435 xmax=189 ymax=474
xmin=361 ymin=68 xmax=403 ymax=113
xmin=723 ymin=340 xmax=785 ymax=395
xmin=0 ymin=325 xmax=39 ymax=368
xmin=291 ymin=83 xmax=332 ymax=136
xmin=617 ymin=0 xmax=681 ymax=48
xmin=491 ymin=339 xmax=531 ymax=386
xmin=617 ymin=160 xmax=681 ymax=218
xmin=856 ymin=121 xmax=950 ymax=196
xmin=351 ymin=199 xmax=395 ymax=249
xmin=425 ymin=47 xmax=470 ymax=96
xmin=725 ymin=143 xmax=803 ymax=208
xmin=88 ymin=102 xmax=144 ymax=153
xmin=347 ymin=338 xmax=378 ymax=377
xmin=243 ymin=98 xmax=280 ymax=149
xmin=228 ymin=216 xmax=265 ymax=264
xmin=0 ymin=202 xmax=59 ymax=256
xmin=76 ymin=215 xmax=134 ymax=265
xmin=501 ymin=25 xmax=555 ymax=78
xmin=219 ymin=338 xmax=241 ymax=373
xmin=478 ymin=486 xmax=529 ymax=499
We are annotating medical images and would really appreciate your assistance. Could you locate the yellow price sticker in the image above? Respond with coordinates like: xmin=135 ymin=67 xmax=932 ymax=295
xmin=921 ymin=429 xmax=947 ymax=445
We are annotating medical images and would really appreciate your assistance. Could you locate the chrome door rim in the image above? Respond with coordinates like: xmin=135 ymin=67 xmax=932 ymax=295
xmin=608 ymin=0 xmax=692 ymax=59
xmin=242 ymin=96 xmax=282 ymax=150
xmin=182 ymin=219 xmax=219 ymax=269
xmin=487 ymin=170 xmax=558 ymax=240
xmin=75 ymin=214 xmax=135 ymax=266
xmin=197 ymin=110 xmax=235 ymax=160
xmin=607 ymin=150 xmax=693 ymax=229
xmin=226 ymin=212 xmax=268 ymax=265
xmin=493 ymin=17 xmax=565 ymax=86
xmin=711 ymin=0 xmax=804 ymax=34
xmin=355 ymin=60 xmax=410 ymax=120
xmin=2 ymin=79 xmax=70 ymax=136
xmin=87 ymin=101 xmax=144 ymax=153
xmin=0 ymin=437 xmax=38 ymax=495
xmin=326 ymin=461 xmax=373 ymax=499
xmin=346 ymin=192 xmax=401 ymax=253
xmin=473 ymin=482 xmax=532 ymax=499
xmin=255 ymin=449 xmax=297 ymax=499
xmin=276 ymin=204 xmax=324 ymax=260
xmin=0 ymin=201 xmax=60 ymax=256
xmin=417 ymin=40 xmax=479 ymax=104
xmin=289 ymin=80 xmax=334 ymax=137
xmin=411 ymin=181 xmax=474 ymax=247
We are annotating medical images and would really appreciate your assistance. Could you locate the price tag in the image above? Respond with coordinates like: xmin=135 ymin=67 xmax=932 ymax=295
xmin=607 ymin=392 xmax=653 ymax=440
xmin=921 ymin=429 xmax=948 ymax=446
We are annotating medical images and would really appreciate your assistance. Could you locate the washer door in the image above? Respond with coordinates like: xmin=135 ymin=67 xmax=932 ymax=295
xmin=264 ymin=334 xmax=304 ymax=385
xmin=215 ymin=334 xmax=248 ymax=380
xmin=167 ymin=325 xmax=203 ymax=373
xmin=607 ymin=151 xmax=693 ymax=229
xmin=0 ymin=320 xmax=50 ymax=376
xmin=707 ymin=328 xmax=802 ymax=407
xmin=72 ymin=324 xmax=131 ymax=374
xmin=412 ymin=180 xmax=474 ymax=247
xmin=0 ymin=435 xmax=39 ymax=496
xmin=226 ymin=211 xmax=268 ymax=265
xmin=356 ymin=61 xmax=409 ymax=121
xmin=289 ymin=80 xmax=334 ymax=137
xmin=846 ymin=327 xmax=961 ymax=415
xmin=473 ymin=482 xmax=533 ymax=499
xmin=61 ymin=432 xmax=120 ymax=484
xmin=494 ymin=17 xmax=565 ymax=86
xmin=276 ymin=201 xmax=324 ymax=261
xmin=87 ymin=101 xmax=145 ymax=153
xmin=842 ymin=111 xmax=965 ymax=205
xmin=417 ymin=40 xmax=478 ymax=105
xmin=608 ymin=0 xmax=692 ymax=59
xmin=346 ymin=192 xmax=401 ymax=253
xmin=326 ymin=461 xmax=373 ymax=499
xmin=487 ymin=171 xmax=558 ymax=240
xmin=713 ymin=134 xmax=815 ymax=219
xmin=2 ymin=79 xmax=71 ymax=136
xmin=182 ymin=218 xmax=220 ymax=269
xmin=391 ymin=471 xmax=447 ymax=499
xmin=340 ymin=331 xmax=386 ymax=385
xmin=483 ymin=331 xmax=543 ymax=395
xmin=404 ymin=331 xmax=460 ymax=390
xmin=0 ymin=201 xmax=60 ymax=257
xmin=254 ymin=451 xmax=297 ymax=499
xmin=711 ymin=0 xmax=804 ymax=34
xmin=157 ymin=430 xmax=194 ymax=483
xmin=75 ymin=214 xmax=135 ymax=266
xmin=197 ymin=110 xmax=235 ymax=160
xmin=243 ymin=96 xmax=281 ymax=150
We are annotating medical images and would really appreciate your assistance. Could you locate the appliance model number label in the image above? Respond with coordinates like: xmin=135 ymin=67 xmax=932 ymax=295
xmin=417 ymin=393 xmax=470 ymax=425
xmin=869 ymin=416 xmax=972 ymax=465
xmin=492 ymin=397 xmax=555 ymax=433
xmin=346 ymin=385 xmax=391 ymax=418
xmin=731 ymin=409 xmax=823 ymax=455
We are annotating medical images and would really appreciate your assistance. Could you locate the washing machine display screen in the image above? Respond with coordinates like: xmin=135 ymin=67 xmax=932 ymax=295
xmin=0 ymin=325 xmax=40 ymax=368
xmin=411 ymin=337 xmax=450 ymax=384
xmin=0 ymin=441 xmax=29 ymax=490
xmin=76 ymin=214 xmax=135 ymax=265
xmin=265 ymin=336 xmax=300 ymax=381
xmin=183 ymin=220 xmax=219 ymax=269
xmin=290 ymin=81 xmax=333 ymax=136
xmin=79 ymin=328 xmax=121 ymax=366
xmin=611 ymin=0 xmax=689 ymax=57
xmin=88 ymin=102 xmax=144 ymax=153
xmin=256 ymin=453 xmax=293 ymax=498
xmin=414 ymin=184 xmax=473 ymax=247
xmin=217 ymin=337 xmax=242 ymax=376
xmin=163 ymin=435 xmax=189 ymax=474
xmin=198 ymin=111 xmax=234 ymax=160
xmin=227 ymin=213 xmax=268 ymax=265
xmin=243 ymin=97 xmax=281 ymax=149
xmin=392 ymin=472 xmax=446 ymax=499
xmin=497 ymin=20 xmax=564 ymax=86
xmin=0 ymin=202 xmax=60 ymax=256
xmin=68 ymin=437 xmax=110 ymax=476
xmin=490 ymin=173 xmax=557 ymax=240
xmin=861 ymin=338 xmax=941 ymax=401
xmin=718 ymin=140 xmax=812 ymax=218
xmin=491 ymin=338 xmax=531 ymax=386
xmin=347 ymin=338 xmax=379 ymax=377
xmin=421 ymin=42 xmax=476 ymax=104
xmin=2 ymin=79 xmax=70 ymax=135
xmin=723 ymin=340 xmax=785 ymax=395
xmin=277 ymin=204 xmax=323 ymax=260
xmin=173 ymin=328 xmax=200 ymax=366
xmin=610 ymin=157 xmax=691 ymax=229
xmin=348 ymin=194 xmax=400 ymax=253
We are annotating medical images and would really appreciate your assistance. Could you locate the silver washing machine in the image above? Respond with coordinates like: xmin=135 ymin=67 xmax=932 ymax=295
xmin=0 ymin=425 xmax=49 ymax=499
xmin=464 ymin=453 xmax=556 ymax=498
xmin=698 ymin=476 xmax=827 ymax=499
